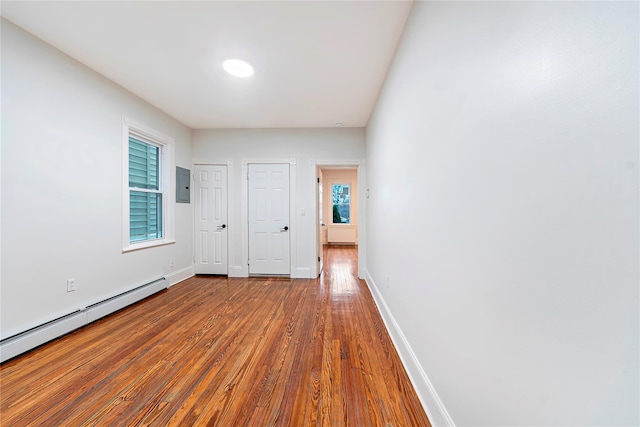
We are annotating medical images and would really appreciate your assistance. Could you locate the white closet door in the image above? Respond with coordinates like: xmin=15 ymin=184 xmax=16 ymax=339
xmin=248 ymin=163 xmax=290 ymax=275
xmin=194 ymin=165 xmax=228 ymax=275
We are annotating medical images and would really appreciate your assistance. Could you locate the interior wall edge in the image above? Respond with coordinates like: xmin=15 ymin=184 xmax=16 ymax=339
xmin=292 ymin=267 xmax=314 ymax=279
xmin=228 ymin=265 xmax=249 ymax=278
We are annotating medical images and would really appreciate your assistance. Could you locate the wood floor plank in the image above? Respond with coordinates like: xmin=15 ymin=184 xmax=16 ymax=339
xmin=0 ymin=246 xmax=430 ymax=426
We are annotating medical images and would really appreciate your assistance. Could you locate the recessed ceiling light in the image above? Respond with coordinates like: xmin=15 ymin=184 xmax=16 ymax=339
xmin=223 ymin=59 xmax=254 ymax=77
xmin=335 ymin=122 xmax=343 ymax=127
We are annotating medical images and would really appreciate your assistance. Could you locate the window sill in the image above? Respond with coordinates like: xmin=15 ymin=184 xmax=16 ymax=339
xmin=122 ymin=239 xmax=175 ymax=253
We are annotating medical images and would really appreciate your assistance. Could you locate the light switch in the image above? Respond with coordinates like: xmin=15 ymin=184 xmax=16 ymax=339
xmin=301 ymin=208 xmax=306 ymax=216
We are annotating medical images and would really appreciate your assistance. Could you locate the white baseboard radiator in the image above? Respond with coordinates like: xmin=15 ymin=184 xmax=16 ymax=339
xmin=0 ymin=277 xmax=166 ymax=363
xmin=327 ymin=227 xmax=357 ymax=244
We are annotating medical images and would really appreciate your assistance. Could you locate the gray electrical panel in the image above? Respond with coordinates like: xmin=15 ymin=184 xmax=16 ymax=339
xmin=176 ymin=167 xmax=190 ymax=203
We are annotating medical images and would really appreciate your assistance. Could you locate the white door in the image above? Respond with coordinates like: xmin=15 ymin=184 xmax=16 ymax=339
xmin=248 ymin=163 xmax=290 ymax=275
xmin=194 ymin=165 xmax=228 ymax=275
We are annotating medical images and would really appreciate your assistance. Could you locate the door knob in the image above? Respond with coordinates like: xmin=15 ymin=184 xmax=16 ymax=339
xmin=217 ymin=224 xmax=226 ymax=230
xmin=280 ymin=226 xmax=289 ymax=232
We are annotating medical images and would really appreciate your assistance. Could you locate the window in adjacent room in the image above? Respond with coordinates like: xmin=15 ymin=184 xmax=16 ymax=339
xmin=332 ymin=184 xmax=350 ymax=224
xmin=123 ymin=118 xmax=174 ymax=251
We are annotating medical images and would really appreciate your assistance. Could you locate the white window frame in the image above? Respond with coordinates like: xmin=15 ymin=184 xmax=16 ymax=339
xmin=122 ymin=117 xmax=175 ymax=252
xmin=331 ymin=182 xmax=352 ymax=224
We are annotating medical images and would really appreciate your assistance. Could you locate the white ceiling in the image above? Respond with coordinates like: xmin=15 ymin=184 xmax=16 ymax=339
xmin=1 ymin=1 xmax=413 ymax=129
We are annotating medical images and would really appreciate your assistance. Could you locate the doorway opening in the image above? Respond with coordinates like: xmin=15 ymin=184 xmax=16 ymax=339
xmin=316 ymin=166 xmax=359 ymax=277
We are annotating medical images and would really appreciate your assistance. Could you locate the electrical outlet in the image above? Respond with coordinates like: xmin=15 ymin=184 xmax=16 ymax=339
xmin=385 ymin=275 xmax=390 ymax=289
xmin=67 ymin=279 xmax=76 ymax=292
xmin=169 ymin=260 xmax=175 ymax=268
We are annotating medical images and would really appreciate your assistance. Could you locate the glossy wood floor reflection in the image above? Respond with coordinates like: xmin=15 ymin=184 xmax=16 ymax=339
xmin=0 ymin=245 xmax=430 ymax=426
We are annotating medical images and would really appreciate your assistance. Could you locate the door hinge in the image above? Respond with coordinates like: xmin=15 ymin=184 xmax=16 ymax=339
xmin=317 ymin=177 xmax=320 ymax=183
xmin=318 ymin=256 xmax=321 ymax=262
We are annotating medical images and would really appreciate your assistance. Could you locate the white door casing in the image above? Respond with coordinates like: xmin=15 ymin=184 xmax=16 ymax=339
xmin=248 ymin=163 xmax=290 ymax=275
xmin=317 ymin=167 xmax=324 ymax=276
xmin=194 ymin=165 xmax=228 ymax=275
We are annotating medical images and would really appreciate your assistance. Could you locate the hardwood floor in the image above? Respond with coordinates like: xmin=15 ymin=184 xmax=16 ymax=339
xmin=0 ymin=245 xmax=430 ymax=426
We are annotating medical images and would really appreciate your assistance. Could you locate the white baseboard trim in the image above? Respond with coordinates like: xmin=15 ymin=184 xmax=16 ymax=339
xmin=228 ymin=265 xmax=248 ymax=277
xmin=292 ymin=267 xmax=313 ymax=279
xmin=167 ymin=266 xmax=194 ymax=287
xmin=364 ymin=270 xmax=455 ymax=427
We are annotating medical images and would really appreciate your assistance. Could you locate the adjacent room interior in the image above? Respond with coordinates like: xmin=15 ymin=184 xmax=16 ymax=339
xmin=1 ymin=1 xmax=638 ymax=426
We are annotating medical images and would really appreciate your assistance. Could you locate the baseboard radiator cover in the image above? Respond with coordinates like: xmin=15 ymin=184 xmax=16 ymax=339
xmin=0 ymin=277 xmax=166 ymax=363
xmin=85 ymin=277 xmax=166 ymax=323
xmin=327 ymin=226 xmax=357 ymax=244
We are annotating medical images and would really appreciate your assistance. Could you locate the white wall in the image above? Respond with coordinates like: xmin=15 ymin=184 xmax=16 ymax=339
xmin=366 ymin=2 xmax=638 ymax=426
xmin=1 ymin=20 xmax=194 ymax=339
xmin=192 ymin=128 xmax=365 ymax=277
